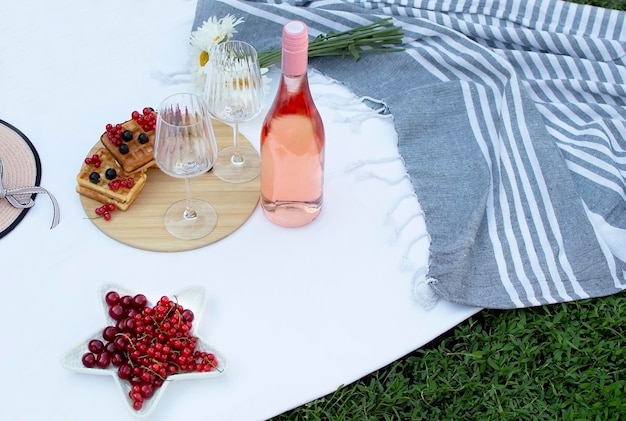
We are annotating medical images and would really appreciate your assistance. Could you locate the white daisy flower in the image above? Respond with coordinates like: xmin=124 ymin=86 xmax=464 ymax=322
xmin=189 ymin=14 xmax=245 ymax=92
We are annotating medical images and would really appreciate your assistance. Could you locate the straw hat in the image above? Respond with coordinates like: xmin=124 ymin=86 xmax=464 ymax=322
xmin=0 ymin=120 xmax=59 ymax=238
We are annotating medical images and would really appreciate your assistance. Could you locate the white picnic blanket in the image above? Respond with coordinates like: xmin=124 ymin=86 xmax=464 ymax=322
xmin=193 ymin=0 xmax=626 ymax=309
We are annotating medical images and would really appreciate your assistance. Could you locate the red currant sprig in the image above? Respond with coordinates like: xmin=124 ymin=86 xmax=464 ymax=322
xmin=84 ymin=154 xmax=102 ymax=168
xmin=80 ymin=291 xmax=220 ymax=411
xmin=105 ymin=107 xmax=155 ymax=147
xmin=108 ymin=176 xmax=135 ymax=191
xmin=105 ymin=123 xmax=124 ymax=147
xmin=131 ymin=107 xmax=156 ymax=132
xmin=95 ymin=203 xmax=116 ymax=221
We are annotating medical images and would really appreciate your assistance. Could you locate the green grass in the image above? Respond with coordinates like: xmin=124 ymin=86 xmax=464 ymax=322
xmin=568 ymin=0 xmax=625 ymax=9
xmin=271 ymin=1 xmax=625 ymax=419
xmin=272 ymin=294 xmax=626 ymax=420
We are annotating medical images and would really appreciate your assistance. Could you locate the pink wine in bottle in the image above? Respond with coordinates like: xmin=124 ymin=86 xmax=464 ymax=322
xmin=260 ymin=20 xmax=325 ymax=227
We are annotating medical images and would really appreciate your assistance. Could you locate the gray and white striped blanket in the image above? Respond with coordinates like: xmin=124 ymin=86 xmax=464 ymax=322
xmin=193 ymin=0 xmax=626 ymax=309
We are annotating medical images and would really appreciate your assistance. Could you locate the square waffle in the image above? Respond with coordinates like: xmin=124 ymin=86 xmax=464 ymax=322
xmin=76 ymin=148 xmax=147 ymax=211
xmin=100 ymin=111 xmax=156 ymax=174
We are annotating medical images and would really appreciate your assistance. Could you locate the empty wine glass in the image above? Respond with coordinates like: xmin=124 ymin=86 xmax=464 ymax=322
xmin=154 ymin=93 xmax=219 ymax=240
xmin=204 ymin=40 xmax=265 ymax=184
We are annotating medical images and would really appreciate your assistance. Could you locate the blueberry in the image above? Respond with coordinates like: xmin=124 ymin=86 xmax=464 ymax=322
xmin=105 ymin=168 xmax=117 ymax=180
xmin=122 ymin=130 xmax=133 ymax=142
xmin=119 ymin=144 xmax=130 ymax=155
xmin=138 ymin=133 xmax=149 ymax=144
xmin=89 ymin=172 xmax=101 ymax=184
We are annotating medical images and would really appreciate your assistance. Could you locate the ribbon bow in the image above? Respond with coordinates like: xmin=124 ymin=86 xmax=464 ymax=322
xmin=0 ymin=158 xmax=60 ymax=229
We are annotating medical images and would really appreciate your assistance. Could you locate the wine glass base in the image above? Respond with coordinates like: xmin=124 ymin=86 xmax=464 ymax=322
xmin=212 ymin=145 xmax=260 ymax=184
xmin=164 ymin=199 xmax=218 ymax=240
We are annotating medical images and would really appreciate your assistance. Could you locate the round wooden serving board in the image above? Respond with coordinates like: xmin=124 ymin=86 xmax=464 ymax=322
xmin=80 ymin=119 xmax=260 ymax=252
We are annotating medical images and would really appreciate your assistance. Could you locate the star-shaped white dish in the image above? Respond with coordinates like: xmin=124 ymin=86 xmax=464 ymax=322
xmin=61 ymin=283 xmax=227 ymax=418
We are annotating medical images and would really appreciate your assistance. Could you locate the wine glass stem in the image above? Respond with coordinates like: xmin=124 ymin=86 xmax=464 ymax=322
xmin=231 ymin=122 xmax=244 ymax=165
xmin=183 ymin=177 xmax=197 ymax=220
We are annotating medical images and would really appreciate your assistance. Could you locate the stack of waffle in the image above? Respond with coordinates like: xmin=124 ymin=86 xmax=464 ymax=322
xmin=76 ymin=110 xmax=156 ymax=211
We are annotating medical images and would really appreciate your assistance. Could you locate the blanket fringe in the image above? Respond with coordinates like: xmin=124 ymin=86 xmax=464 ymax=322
xmin=384 ymin=193 xmax=421 ymax=246
xmin=347 ymin=156 xmax=435 ymax=309
xmin=308 ymin=69 xmax=394 ymax=128
xmin=413 ymin=275 xmax=439 ymax=310
xmin=345 ymin=155 xmax=402 ymax=173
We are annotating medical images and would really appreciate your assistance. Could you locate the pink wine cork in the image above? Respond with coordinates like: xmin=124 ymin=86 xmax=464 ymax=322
xmin=282 ymin=20 xmax=309 ymax=76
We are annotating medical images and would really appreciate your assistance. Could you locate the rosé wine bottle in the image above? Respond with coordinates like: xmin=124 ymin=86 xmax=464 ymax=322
xmin=260 ymin=20 xmax=325 ymax=227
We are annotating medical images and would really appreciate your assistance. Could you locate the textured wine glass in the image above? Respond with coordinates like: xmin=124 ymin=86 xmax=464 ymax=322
xmin=204 ymin=40 xmax=265 ymax=184
xmin=154 ymin=93 xmax=219 ymax=240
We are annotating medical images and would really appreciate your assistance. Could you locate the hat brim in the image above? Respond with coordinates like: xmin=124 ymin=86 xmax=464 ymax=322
xmin=0 ymin=120 xmax=42 ymax=239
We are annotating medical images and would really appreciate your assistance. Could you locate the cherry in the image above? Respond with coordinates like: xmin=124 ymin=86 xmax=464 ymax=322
xmin=81 ymin=289 xmax=220 ymax=411
xmin=88 ymin=339 xmax=104 ymax=354
xmin=105 ymin=291 xmax=120 ymax=306
xmin=102 ymin=326 xmax=117 ymax=342
xmin=95 ymin=352 xmax=111 ymax=369
xmin=82 ymin=353 xmax=96 ymax=368
xmin=111 ymin=352 xmax=125 ymax=367
xmin=120 ymin=295 xmax=133 ymax=309
xmin=133 ymin=294 xmax=148 ymax=308
xmin=182 ymin=309 xmax=194 ymax=323
xmin=118 ymin=364 xmax=132 ymax=380
xmin=116 ymin=318 xmax=128 ymax=332
xmin=126 ymin=309 xmax=140 ymax=319
xmin=140 ymin=383 xmax=154 ymax=398
xmin=122 ymin=318 xmax=136 ymax=332
xmin=108 ymin=304 xmax=124 ymax=321
xmin=113 ymin=335 xmax=128 ymax=351
xmin=104 ymin=341 xmax=117 ymax=355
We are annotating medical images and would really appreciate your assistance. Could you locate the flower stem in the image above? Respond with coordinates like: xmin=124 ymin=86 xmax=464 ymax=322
xmin=257 ymin=18 xmax=404 ymax=69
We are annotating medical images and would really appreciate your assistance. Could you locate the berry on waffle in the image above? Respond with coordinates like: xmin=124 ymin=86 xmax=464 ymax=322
xmin=101 ymin=107 xmax=157 ymax=174
xmin=76 ymin=148 xmax=147 ymax=211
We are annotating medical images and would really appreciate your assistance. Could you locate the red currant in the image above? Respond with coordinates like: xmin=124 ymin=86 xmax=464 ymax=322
xmin=81 ymin=289 xmax=219 ymax=411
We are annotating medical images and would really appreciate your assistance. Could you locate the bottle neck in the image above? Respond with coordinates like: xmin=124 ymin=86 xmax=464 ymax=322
xmin=279 ymin=71 xmax=309 ymax=95
xmin=282 ymin=48 xmax=308 ymax=77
